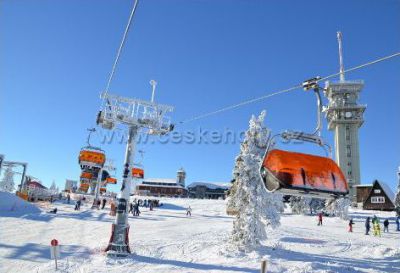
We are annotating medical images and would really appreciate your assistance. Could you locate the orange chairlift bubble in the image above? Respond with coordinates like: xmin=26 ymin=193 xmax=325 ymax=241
xmin=79 ymin=183 xmax=90 ymax=192
xmin=132 ymin=168 xmax=144 ymax=179
xmin=260 ymin=149 xmax=348 ymax=198
xmin=80 ymin=172 xmax=93 ymax=180
xmin=259 ymin=77 xmax=349 ymax=199
xmin=106 ymin=177 xmax=117 ymax=184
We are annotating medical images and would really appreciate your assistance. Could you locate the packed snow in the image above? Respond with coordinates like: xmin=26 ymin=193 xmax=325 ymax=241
xmin=0 ymin=196 xmax=399 ymax=273
xmin=0 ymin=190 xmax=41 ymax=215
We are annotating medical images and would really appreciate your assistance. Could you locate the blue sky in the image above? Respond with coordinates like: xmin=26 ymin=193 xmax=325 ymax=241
xmin=1 ymin=0 xmax=399 ymax=192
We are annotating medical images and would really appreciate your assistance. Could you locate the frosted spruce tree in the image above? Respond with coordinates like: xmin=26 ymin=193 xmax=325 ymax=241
xmin=309 ymin=198 xmax=325 ymax=215
xmin=395 ymin=167 xmax=400 ymax=216
xmin=50 ymin=180 xmax=58 ymax=194
xmin=326 ymin=197 xmax=350 ymax=220
xmin=229 ymin=111 xmax=282 ymax=250
xmin=289 ymin=196 xmax=311 ymax=214
xmin=0 ymin=167 xmax=15 ymax=192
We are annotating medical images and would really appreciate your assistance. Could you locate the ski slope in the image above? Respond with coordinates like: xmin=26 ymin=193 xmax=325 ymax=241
xmin=0 ymin=197 xmax=399 ymax=273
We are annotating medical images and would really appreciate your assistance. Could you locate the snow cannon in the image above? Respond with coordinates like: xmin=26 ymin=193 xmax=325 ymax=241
xmin=260 ymin=149 xmax=349 ymax=199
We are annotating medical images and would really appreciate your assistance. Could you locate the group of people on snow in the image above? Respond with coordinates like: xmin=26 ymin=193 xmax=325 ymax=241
xmin=317 ymin=212 xmax=399 ymax=236
xmin=364 ymin=215 xmax=398 ymax=236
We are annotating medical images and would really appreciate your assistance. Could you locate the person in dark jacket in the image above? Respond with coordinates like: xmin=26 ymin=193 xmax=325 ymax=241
xmin=134 ymin=202 xmax=140 ymax=216
xmin=365 ymin=217 xmax=371 ymax=235
xmin=383 ymin=219 xmax=389 ymax=232
xmin=75 ymin=199 xmax=81 ymax=211
xmin=101 ymin=198 xmax=107 ymax=210
xmin=396 ymin=217 xmax=400 ymax=231
xmin=317 ymin=212 xmax=323 ymax=226
xmin=349 ymin=219 xmax=354 ymax=232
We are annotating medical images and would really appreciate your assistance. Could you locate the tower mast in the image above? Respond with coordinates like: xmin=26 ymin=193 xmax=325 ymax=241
xmin=337 ymin=31 xmax=345 ymax=82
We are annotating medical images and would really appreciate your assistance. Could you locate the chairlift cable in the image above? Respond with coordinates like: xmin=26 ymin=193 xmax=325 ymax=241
xmin=179 ymin=51 xmax=400 ymax=125
xmin=103 ymin=0 xmax=140 ymax=97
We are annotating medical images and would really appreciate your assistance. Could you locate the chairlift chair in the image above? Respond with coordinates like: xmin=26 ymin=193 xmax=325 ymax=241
xmin=259 ymin=77 xmax=349 ymax=199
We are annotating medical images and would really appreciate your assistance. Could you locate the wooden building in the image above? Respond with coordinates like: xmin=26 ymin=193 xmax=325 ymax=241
xmin=356 ymin=180 xmax=395 ymax=211
xmin=187 ymin=182 xmax=230 ymax=199
xmin=135 ymin=178 xmax=187 ymax=197
xmin=355 ymin=184 xmax=373 ymax=204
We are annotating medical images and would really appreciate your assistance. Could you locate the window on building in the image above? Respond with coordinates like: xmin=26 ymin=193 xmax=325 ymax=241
xmin=346 ymin=126 xmax=351 ymax=141
xmin=346 ymin=146 xmax=352 ymax=157
xmin=371 ymin=196 xmax=385 ymax=204
xmin=374 ymin=189 xmax=381 ymax=194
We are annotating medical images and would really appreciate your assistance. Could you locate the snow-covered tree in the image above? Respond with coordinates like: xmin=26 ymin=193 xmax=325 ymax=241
xmin=289 ymin=196 xmax=311 ymax=214
xmin=49 ymin=180 xmax=58 ymax=194
xmin=309 ymin=198 xmax=326 ymax=215
xmin=229 ymin=111 xmax=282 ymax=250
xmin=395 ymin=167 xmax=400 ymax=216
xmin=0 ymin=167 xmax=15 ymax=192
xmin=325 ymin=197 xmax=350 ymax=220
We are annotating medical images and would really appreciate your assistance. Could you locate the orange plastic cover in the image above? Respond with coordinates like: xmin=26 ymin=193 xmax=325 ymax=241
xmin=80 ymin=183 xmax=89 ymax=190
xmin=100 ymin=187 xmax=106 ymax=193
xmin=79 ymin=150 xmax=106 ymax=165
xmin=132 ymin=168 xmax=144 ymax=179
xmin=80 ymin=172 xmax=93 ymax=179
xmin=106 ymin=177 xmax=117 ymax=184
xmin=263 ymin=149 xmax=348 ymax=193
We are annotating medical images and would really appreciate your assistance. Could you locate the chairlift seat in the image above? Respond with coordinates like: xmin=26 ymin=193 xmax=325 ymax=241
xmin=260 ymin=149 xmax=348 ymax=198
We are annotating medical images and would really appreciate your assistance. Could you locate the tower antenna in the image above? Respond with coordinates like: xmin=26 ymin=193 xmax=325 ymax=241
xmin=337 ymin=31 xmax=345 ymax=82
xmin=150 ymin=80 xmax=157 ymax=103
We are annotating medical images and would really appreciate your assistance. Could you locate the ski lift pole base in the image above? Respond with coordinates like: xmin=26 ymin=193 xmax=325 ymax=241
xmin=106 ymin=224 xmax=131 ymax=257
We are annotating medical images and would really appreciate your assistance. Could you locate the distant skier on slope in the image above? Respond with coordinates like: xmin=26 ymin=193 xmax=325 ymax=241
xmin=396 ymin=217 xmax=400 ymax=231
xmin=101 ymin=198 xmax=107 ymax=210
xmin=186 ymin=206 xmax=192 ymax=217
xmin=48 ymin=208 xmax=57 ymax=214
xmin=317 ymin=212 xmax=323 ymax=226
xmin=348 ymin=219 xmax=354 ymax=232
xmin=67 ymin=193 xmax=71 ymax=204
xmin=383 ymin=219 xmax=389 ymax=233
xmin=365 ymin=217 xmax=371 ymax=235
xmin=372 ymin=216 xmax=381 ymax=236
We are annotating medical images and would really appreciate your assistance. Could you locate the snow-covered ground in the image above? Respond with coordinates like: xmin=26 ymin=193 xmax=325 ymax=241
xmin=0 ymin=195 xmax=399 ymax=273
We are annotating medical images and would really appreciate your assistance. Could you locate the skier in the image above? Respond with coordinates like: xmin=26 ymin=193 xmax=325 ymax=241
xmin=373 ymin=216 xmax=381 ymax=236
xmin=110 ymin=201 xmax=116 ymax=216
xmin=383 ymin=219 xmax=389 ymax=233
xmin=67 ymin=194 xmax=71 ymax=204
xmin=317 ymin=212 xmax=323 ymax=226
xmin=129 ymin=202 xmax=133 ymax=214
xmin=348 ymin=219 xmax=354 ymax=232
xmin=134 ymin=202 xmax=140 ymax=216
xmin=149 ymin=201 xmax=153 ymax=211
xmin=101 ymin=198 xmax=107 ymax=210
xmin=186 ymin=205 xmax=192 ymax=217
xmin=365 ymin=217 xmax=371 ymax=235
xmin=396 ymin=217 xmax=400 ymax=231
xmin=48 ymin=208 xmax=57 ymax=214
xmin=75 ymin=199 xmax=81 ymax=211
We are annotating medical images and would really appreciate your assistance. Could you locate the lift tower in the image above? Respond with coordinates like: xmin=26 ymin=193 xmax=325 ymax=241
xmin=97 ymin=81 xmax=174 ymax=257
xmin=324 ymin=32 xmax=366 ymax=201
